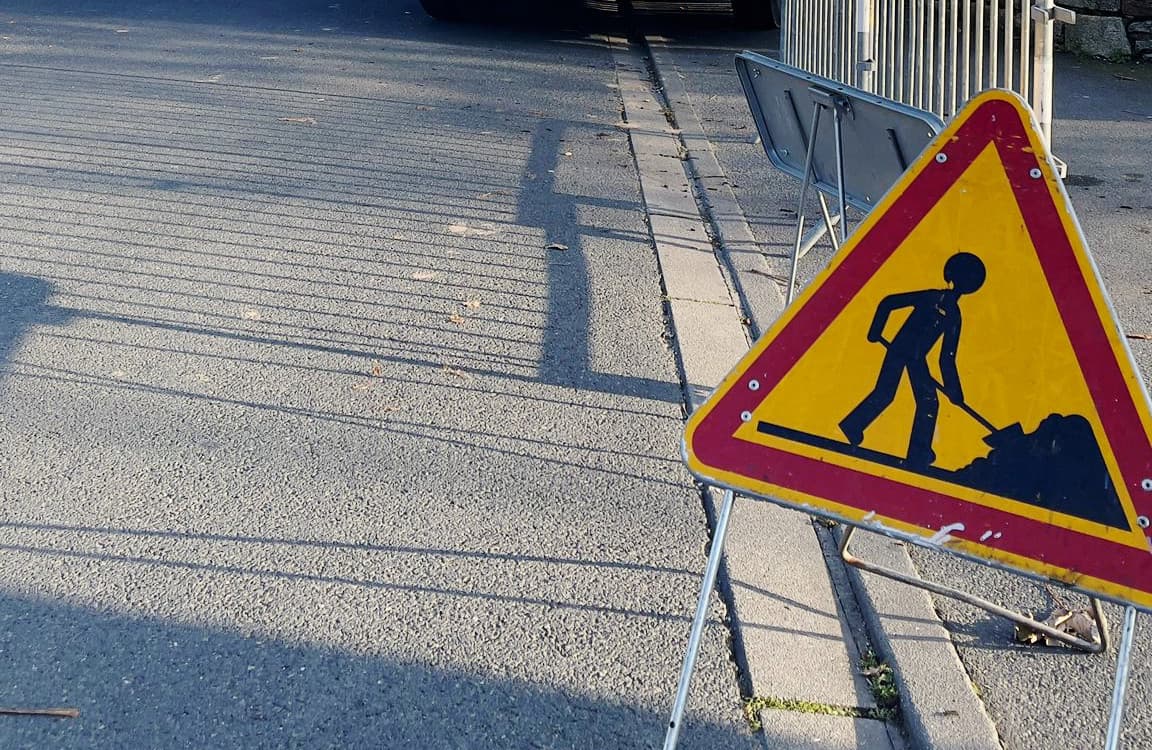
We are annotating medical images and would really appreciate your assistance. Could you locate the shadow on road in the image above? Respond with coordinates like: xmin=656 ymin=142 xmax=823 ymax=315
xmin=0 ymin=590 xmax=749 ymax=748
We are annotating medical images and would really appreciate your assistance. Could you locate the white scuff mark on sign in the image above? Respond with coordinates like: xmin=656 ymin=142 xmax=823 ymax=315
xmin=980 ymin=530 xmax=994 ymax=542
xmin=862 ymin=511 xmax=876 ymax=522
xmin=928 ymin=522 xmax=966 ymax=545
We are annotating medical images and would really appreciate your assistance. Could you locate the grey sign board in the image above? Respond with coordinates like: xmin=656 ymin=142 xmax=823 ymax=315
xmin=735 ymin=52 xmax=944 ymax=212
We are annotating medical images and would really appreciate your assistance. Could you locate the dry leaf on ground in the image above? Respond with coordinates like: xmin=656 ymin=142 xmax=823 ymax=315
xmin=463 ymin=298 xmax=481 ymax=309
xmin=448 ymin=313 xmax=466 ymax=325
xmin=442 ymin=366 xmax=473 ymax=382
xmin=411 ymin=271 xmax=438 ymax=281
xmin=1013 ymin=607 xmax=1100 ymax=647
xmin=1127 ymin=333 xmax=1151 ymax=340
xmin=546 ymin=243 xmax=569 ymax=251
xmin=278 ymin=116 xmax=317 ymax=125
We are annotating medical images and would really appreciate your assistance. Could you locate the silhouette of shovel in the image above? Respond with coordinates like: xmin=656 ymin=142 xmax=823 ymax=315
xmin=877 ymin=337 xmax=1025 ymax=448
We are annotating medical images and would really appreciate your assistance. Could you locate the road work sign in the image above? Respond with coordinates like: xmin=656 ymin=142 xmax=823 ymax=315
xmin=684 ymin=90 xmax=1152 ymax=611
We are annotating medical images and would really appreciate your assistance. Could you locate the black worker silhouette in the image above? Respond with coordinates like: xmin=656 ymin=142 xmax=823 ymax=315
xmin=756 ymin=251 xmax=1130 ymax=529
xmin=838 ymin=252 xmax=986 ymax=468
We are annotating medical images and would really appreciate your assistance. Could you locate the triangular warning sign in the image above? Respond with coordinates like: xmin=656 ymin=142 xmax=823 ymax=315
xmin=685 ymin=90 xmax=1152 ymax=610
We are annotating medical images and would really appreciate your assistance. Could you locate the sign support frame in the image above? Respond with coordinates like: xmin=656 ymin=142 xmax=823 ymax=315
xmin=1105 ymin=606 xmax=1137 ymax=750
xmin=786 ymin=92 xmax=845 ymax=303
xmin=662 ymin=489 xmax=737 ymax=750
xmin=838 ymin=525 xmax=1109 ymax=652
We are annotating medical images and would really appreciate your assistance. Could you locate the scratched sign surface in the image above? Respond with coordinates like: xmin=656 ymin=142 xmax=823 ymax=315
xmin=684 ymin=90 xmax=1152 ymax=610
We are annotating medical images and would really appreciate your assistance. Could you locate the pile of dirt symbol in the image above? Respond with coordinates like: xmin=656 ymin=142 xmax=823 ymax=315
xmin=952 ymin=413 xmax=1128 ymax=528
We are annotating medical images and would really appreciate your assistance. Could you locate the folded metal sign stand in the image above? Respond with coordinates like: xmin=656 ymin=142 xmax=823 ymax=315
xmin=733 ymin=52 xmax=943 ymax=302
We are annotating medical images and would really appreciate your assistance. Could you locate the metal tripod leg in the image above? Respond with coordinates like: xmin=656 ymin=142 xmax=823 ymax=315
xmin=838 ymin=526 xmax=1109 ymax=653
xmin=1105 ymin=606 xmax=1137 ymax=750
xmin=795 ymin=196 xmax=841 ymax=262
xmin=663 ymin=489 xmax=737 ymax=750
xmin=832 ymin=101 xmax=848 ymax=245
xmin=787 ymin=101 xmax=823 ymax=305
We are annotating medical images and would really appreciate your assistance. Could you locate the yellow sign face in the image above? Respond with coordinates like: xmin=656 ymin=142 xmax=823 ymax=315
xmin=684 ymin=90 xmax=1152 ymax=609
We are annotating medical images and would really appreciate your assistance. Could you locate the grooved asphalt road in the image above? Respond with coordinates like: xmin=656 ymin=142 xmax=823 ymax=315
xmin=0 ymin=3 xmax=757 ymax=747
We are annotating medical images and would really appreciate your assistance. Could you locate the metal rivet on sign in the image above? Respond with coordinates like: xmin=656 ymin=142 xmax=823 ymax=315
xmin=1139 ymin=516 xmax=1151 ymax=529
xmin=1029 ymin=168 xmax=1043 ymax=179
xmin=748 ymin=379 xmax=760 ymax=391
xmin=1143 ymin=478 xmax=1152 ymax=492
xmin=935 ymin=153 xmax=947 ymax=163
xmin=740 ymin=411 xmax=752 ymax=423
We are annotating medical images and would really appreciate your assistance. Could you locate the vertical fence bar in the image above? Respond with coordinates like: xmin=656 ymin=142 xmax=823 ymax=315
xmin=990 ymin=0 xmax=1000 ymax=87
xmin=787 ymin=0 xmax=797 ymax=68
xmin=787 ymin=0 xmax=794 ymax=67
xmin=860 ymin=0 xmax=875 ymax=91
xmin=936 ymin=0 xmax=946 ymax=115
xmin=883 ymin=0 xmax=894 ymax=97
xmin=843 ymin=0 xmax=852 ymax=83
xmin=925 ymin=0 xmax=935 ymax=113
xmin=962 ymin=0 xmax=972 ymax=102
xmin=1004 ymin=0 xmax=1015 ymax=91
xmin=816 ymin=0 xmax=825 ymax=76
xmin=826 ymin=0 xmax=834 ymax=78
xmin=895 ymin=0 xmax=905 ymax=104
xmin=781 ymin=0 xmax=789 ymax=62
xmin=875 ymin=0 xmax=885 ymax=96
xmin=793 ymin=0 xmax=802 ymax=68
xmin=804 ymin=0 xmax=813 ymax=70
xmin=1020 ymin=0 xmax=1032 ymax=97
xmin=1032 ymin=0 xmax=1056 ymax=145
xmin=975 ymin=0 xmax=986 ymax=89
xmin=800 ymin=0 xmax=809 ymax=69
xmin=840 ymin=0 xmax=850 ymax=82
xmin=800 ymin=0 xmax=809 ymax=70
xmin=948 ymin=0 xmax=959 ymax=116
xmin=911 ymin=0 xmax=922 ymax=109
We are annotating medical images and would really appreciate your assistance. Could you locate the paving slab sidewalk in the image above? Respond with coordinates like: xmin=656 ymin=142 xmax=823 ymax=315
xmin=613 ymin=36 xmax=912 ymax=750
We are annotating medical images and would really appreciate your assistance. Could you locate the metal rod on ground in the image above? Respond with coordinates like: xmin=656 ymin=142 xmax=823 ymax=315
xmin=1105 ymin=606 xmax=1138 ymax=750
xmin=838 ymin=525 xmax=1110 ymax=652
xmin=788 ymin=100 xmax=824 ymax=305
xmin=663 ymin=489 xmax=737 ymax=750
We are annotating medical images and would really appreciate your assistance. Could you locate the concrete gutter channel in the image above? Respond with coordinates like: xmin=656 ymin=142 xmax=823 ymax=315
xmin=612 ymin=34 xmax=1004 ymax=750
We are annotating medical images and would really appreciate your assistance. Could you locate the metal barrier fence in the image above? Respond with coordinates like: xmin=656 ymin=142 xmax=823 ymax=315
xmin=780 ymin=0 xmax=1075 ymax=143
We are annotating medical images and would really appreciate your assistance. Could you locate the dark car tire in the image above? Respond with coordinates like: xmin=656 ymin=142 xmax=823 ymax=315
xmin=732 ymin=0 xmax=781 ymax=28
xmin=419 ymin=0 xmax=470 ymax=21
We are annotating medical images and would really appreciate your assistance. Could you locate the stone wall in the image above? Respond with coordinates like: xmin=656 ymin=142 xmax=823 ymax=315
xmin=1059 ymin=0 xmax=1152 ymax=59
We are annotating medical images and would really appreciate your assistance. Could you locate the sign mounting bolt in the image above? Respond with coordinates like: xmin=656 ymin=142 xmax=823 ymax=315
xmin=1139 ymin=516 xmax=1151 ymax=529
xmin=935 ymin=153 xmax=947 ymax=163
xmin=740 ymin=411 xmax=752 ymax=423
xmin=748 ymin=380 xmax=760 ymax=391
xmin=1030 ymin=168 xmax=1043 ymax=179
xmin=1142 ymin=478 xmax=1152 ymax=492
